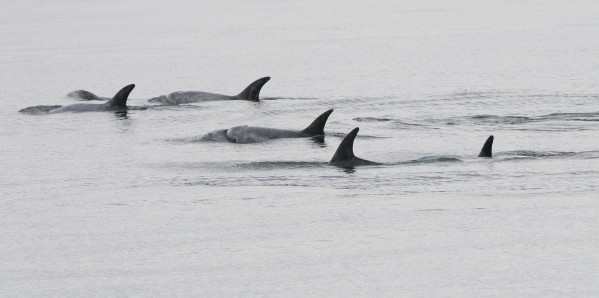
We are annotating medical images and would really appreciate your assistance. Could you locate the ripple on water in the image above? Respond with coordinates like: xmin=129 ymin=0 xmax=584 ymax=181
xmin=497 ymin=150 xmax=578 ymax=160
xmin=400 ymin=156 xmax=463 ymax=165
xmin=231 ymin=161 xmax=326 ymax=171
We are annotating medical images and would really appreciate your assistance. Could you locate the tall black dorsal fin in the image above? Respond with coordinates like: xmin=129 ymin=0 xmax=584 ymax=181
xmin=478 ymin=135 xmax=494 ymax=157
xmin=237 ymin=77 xmax=270 ymax=101
xmin=330 ymin=127 xmax=360 ymax=163
xmin=107 ymin=84 xmax=135 ymax=107
xmin=302 ymin=109 xmax=334 ymax=136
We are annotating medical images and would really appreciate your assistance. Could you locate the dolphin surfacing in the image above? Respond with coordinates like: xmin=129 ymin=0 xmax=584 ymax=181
xmin=148 ymin=77 xmax=270 ymax=105
xmin=49 ymin=84 xmax=135 ymax=113
xmin=329 ymin=127 xmax=380 ymax=167
xmin=225 ymin=109 xmax=334 ymax=144
xmin=478 ymin=135 xmax=494 ymax=157
xmin=67 ymin=90 xmax=110 ymax=101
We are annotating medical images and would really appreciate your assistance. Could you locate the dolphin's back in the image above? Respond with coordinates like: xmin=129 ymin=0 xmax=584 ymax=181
xmin=49 ymin=103 xmax=109 ymax=113
xmin=225 ymin=126 xmax=301 ymax=143
xmin=149 ymin=91 xmax=234 ymax=104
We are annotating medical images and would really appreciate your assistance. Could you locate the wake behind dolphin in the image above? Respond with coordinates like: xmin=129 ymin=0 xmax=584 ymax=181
xmin=225 ymin=109 xmax=334 ymax=144
xmin=148 ymin=76 xmax=270 ymax=105
xmin=474 ymin=135 xmax=585 ymax=160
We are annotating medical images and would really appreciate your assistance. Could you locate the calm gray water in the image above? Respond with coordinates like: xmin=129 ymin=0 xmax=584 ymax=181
xmin=1 ymin=0 xmax=598 ymax=296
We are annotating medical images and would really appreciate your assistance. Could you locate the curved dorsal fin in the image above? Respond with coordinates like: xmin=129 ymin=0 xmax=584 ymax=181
xmin=237 ymin=77 xmax=270 ymax=101
xmin=302 ymin=109 xmax=334 ymax=136
xmin=330 ymin=127 xmax=360 ymax=163
xmin=478 ymin=135 xmax=494 ymax=157
xmin=106 ymin=84 xmax=135 ymax=107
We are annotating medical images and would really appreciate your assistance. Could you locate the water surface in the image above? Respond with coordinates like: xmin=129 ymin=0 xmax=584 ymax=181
xmin=1 ymin=0 xmax=598 ymax=296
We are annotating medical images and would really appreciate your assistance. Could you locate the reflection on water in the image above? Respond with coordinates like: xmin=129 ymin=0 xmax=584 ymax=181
xmin=310 ymin=135 xmax=326 ymax=147
xmin=114 ymin=111 xmax=128 ymax=119
xmin=342 ymin=167 xmax=356 ymax=174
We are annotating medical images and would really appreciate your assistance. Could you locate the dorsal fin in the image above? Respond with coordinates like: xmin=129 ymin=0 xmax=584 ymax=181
xmin=302 ymin=109 xmax=334 ymax=136
xmin=237 ymin=77 xmax=270 ymax=101
xmin=330 ymin=127 xmax=360 ymax=163
xmin=106 ymin=84 xmax=135 ymax=107
xmin=478 ymin=135 xmax=494 ymax=157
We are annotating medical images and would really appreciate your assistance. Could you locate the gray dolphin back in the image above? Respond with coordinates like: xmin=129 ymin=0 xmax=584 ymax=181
xmin=302 ymin=109 xmax=334 ymax=136
xmin=106 ymin=84 xmax=135 ymax=107
xmin=478 ymin=135 xmax=494 ymax=157
xmin=330 ymin=127 xmax=379 ymax=167
xmin=237 ymin=77 xmax=270 ymax=101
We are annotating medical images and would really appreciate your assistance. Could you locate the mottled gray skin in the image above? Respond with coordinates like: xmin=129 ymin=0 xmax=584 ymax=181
xmin=153 ymin=91 xmax=237 ymax=105
xmin=49 ymin=84 xmax=135 ymax=113
xmin=225 ymin=109 xmax=334 ymax=144
xmin=148 ymin=76 xmax=270 ymax=105
xmin=329 ymin=127 xmax=380 ymax=167
xmin=49 ymin=103 xmax=119 ymax=113
xmin=226 ymin=126 xmax=310 ymax=143
xmin=478 ymin=135 xmax=494 ymax=157
xmin=66 ymin=90 xmax=109 ymax=101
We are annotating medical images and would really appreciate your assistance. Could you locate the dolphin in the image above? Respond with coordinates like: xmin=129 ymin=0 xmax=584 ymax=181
xmin=48 ymin=84 xmax=135 ymax=113
xmin=225 ymin=109 xmax=334 ymax=144
xmin=148 ymin=76 xmax=270 ymax=104
xmin=478 ymin=135 xmax=494 ymax=157
xmin=66 ymin=90 xmax=110 ymax=101
xmin=329 ymin=127 xmax=380 ymax=167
